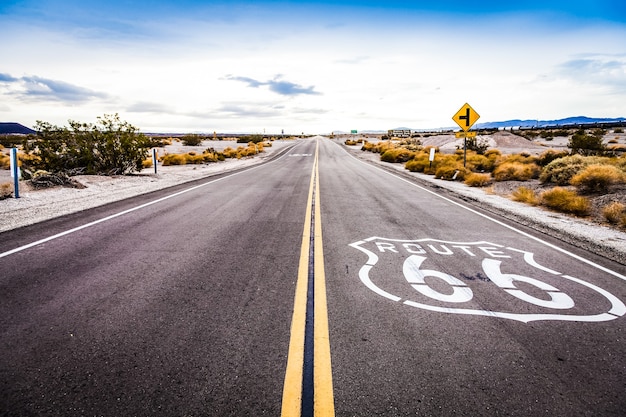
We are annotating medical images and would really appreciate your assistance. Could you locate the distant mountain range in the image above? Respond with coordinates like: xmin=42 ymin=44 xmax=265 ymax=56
xmin=0 ymin=122 xmax=35 ymax=134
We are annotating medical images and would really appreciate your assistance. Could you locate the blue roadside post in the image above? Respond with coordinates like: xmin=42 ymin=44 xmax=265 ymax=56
xmin=10 ymin=148 xmax=19 ymax=198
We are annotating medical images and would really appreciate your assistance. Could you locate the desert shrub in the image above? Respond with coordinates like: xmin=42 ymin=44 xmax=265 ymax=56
xmin=464 ymin=136 xmax=490 ymax=154
xmin=511 ymin=186 xmax=540 ymax=205
xmin=570 ymin=164 xmax=625 ymax=193
xmin=405 ymin=154 xmax=432 ymax=173
xmin=181 ymin=134 xmax=204 ymax=146
xmin=537 ymin=150 xmax=569 ymax=167
xmin=142 ymin=158 xmax=153 ymax=169
xmin=202 ymin=150 xmax=219 ymax=162
xmin=161 ymin=154 xmax=186 ymax=166
xmin=466 ymin=153 xmax=495 ymax=172
xmin=436 ymin=165 xmax=469 ymax=181
xmin=237 ymin=134 xmax=264 ymax=144
xmin=464 ymin=173 xmax=492 ymax=187
xmin=483 ymin=149 xmax=502 ymax=159
xmin=186 ymin=153 xmax=205 ymax=164
xmin=602 ymin=202 xmax=626 ymax=225
xmin=0 ymin=182 xmax=12 ymax=199
xmin=540 ymin=187 xmax=591 ymax=216
xmin=380 ymin=148 xmax=415 ymax=163
xmin=345 ymin=139 xmax=358 ymax=145
xmin=568 ymin=129 xmax=605 ymax=155
xmin=493 ymin=162 xmax=540 ymax=181
xmin=540 ymin=155 xmax=596 ymax=185
xmin=614 ymin=128 xmax=624 ymax=133
xmin=222 ymin=147 xmax=238 ymax=158
xmin=21 ymin=114 xmax=150 ymax=175
xmin=364 ymin=141 xmax=395 ymax=154
xmin=0 ymin=152 xmax=9 ymax=169
xmin=607 ymin=144 xmax=626 ymax=152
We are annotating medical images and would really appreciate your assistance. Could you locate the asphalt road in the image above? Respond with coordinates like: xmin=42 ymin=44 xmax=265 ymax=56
xmin=1 ymin=137 xmax=624 ymax=416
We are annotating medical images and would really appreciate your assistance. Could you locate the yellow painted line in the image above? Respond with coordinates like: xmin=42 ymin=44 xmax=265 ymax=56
xmin=313 ymin=143 xmax=335 ymax=417
xmin=281 ymin=141 xmax=316 ymax=417
xmin=281 ymin=139 xmax=335 ymax=416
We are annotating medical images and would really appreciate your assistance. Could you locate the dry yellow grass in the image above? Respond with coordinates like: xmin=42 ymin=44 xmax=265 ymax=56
xmin=602 ymin=202 xmax=626 ymax=225
xmin=570 ymin=164 xmax=625 ymax=192
xmin=511 ymin=186 xmax=540 ymax=206
xmin=540 ymin=187 xmax=591 ymax=216
xmin=464 ymin=173 xmax=492 ymax=187
xmin=0 ymin=182 xmax=12 ymax=199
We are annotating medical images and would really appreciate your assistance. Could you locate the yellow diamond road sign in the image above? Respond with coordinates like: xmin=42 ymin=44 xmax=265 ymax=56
xmin=453 ymin=103 xmax=480 ymax=132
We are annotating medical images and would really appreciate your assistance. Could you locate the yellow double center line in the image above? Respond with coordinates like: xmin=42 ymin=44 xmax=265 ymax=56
xmin=282 ymin=140 xmax=335 ymax=416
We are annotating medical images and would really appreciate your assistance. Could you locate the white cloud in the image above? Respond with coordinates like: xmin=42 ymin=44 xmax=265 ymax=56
xmin=1 ymin=6 xmax=625 ymax=133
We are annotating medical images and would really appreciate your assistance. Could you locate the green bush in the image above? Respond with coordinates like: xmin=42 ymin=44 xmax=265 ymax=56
xmin=22 ymin=114 xmax=150 ymax=175
xmin=568 ymin=129 xmax=605 ymax=156
xmin=181 ymin=134 xmax=204 ymax=146
xmin=540 ymin=155 xmax=590 ymax=185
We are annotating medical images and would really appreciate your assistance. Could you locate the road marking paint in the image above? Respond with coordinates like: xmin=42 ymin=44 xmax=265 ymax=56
xmin=281 ymin=148 xmax=314 ymax=416
xmin=282 ymin=140 xmax=335 ymax=417
xmin=313 ymin=143 xmax=334 ymax=417
xmin=0 ymin=143 xmax=301 ymax=259
xmin=339 ymin=144 xmax=626 ymax=282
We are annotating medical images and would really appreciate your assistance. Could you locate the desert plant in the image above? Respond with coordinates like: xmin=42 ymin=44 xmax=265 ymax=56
xmin=570 ymin=164 xmax=625 ymax=193
xmin=511 ymin=186 xmax=540 ymax=205
xmin=537 ymin=150 xmax=569 ymax=167
xmin=466 ymin=153 xmax=495 ymax=172
xmin=464 ymin=173 xmax=492 ymax=187
xmin=540 ymin=187 xmax=591 ymax=216
xmin=0 ymin=152 xmax=9 ymax=169
xmin=237 ymin=134 xmax=264 ymax=144
xmin=0 ymin=182 xmax=12 ymax=199
xmin=380 ymin=148 xmax=415 ymax=163
xmin=181 ymin=134 xmax=204 ymax=146
xmin=568 ymin=129 xmax=605 ymax=156
xmin=22 ymin=114 xmax=150 ymax=175
xmin=405 ymin=153 xmax=433 ymax=174
xmin=493 ymin=162 xmax=540 ymax=181
xmin=539 ymin=155 xmax=600 ymax=185
xmin=436 ymin=165 xmax=468 ymax=181
xmin=602 ymin=202 xmax=626 ymax=225
xmin=161 ymin=154 xmax=187 ymax=166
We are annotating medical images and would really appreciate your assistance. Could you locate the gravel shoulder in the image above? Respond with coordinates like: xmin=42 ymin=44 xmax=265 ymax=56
xmin=1 ymin=138 xmax=625 ymax=266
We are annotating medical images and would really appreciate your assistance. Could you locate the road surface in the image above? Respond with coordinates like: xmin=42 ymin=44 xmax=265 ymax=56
xmin=1 ymin=137 xmax=624 ymax=416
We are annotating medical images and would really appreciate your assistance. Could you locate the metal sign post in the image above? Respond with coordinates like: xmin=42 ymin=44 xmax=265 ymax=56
xmin=152 ymin=148 xmax=158 ymax=174
xmin=452 ymin=103 xmax=480 ymax=168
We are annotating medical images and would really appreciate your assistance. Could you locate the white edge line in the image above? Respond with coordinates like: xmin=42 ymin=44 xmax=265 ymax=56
xmin=0 ymin=143 xmax=302 ymax=259
xmin=336 ymin=142 xmax=626 ymax=282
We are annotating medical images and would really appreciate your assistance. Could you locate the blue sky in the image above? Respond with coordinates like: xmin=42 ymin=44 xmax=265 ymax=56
xmin=1 ymin=1 xmax=625 ymax=133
